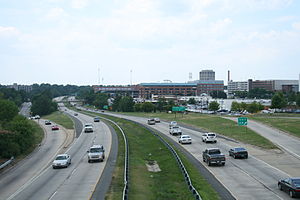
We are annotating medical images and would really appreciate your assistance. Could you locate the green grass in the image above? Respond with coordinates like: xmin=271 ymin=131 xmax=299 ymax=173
xmin=79 ymin=110 xmax=220 ymax=200
xmin=43 ymin=111 xmax=74 ymax=129
xmin=116 ymin=112 xmax=278 ymax=149
xmin=249 ymin=116 xmax=300 ymax=138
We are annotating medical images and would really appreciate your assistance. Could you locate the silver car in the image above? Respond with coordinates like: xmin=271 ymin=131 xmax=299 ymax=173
xmin=52 ymin=154 xmax=71 ymax=169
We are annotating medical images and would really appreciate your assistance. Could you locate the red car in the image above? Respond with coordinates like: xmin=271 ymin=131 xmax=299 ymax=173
xmin=52 ymin=125 xmax=59 ymax=131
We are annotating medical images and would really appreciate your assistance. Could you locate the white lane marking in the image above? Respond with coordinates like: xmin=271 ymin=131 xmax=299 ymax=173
xmin=48 ymin=191 xmax=57 ymax=200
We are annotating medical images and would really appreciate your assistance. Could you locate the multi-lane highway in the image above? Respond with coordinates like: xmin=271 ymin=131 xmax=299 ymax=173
xmin=0 ymin=107 xmax=114 ymax=200
xmin=90 ymin=110 xmax=300 ymax=200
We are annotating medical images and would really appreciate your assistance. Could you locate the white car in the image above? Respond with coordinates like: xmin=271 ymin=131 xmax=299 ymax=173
xmin=169 ymin=121 xmax=177 ymax=128
xmin=52 ymin=154 xmax=71 ymax=169
xmin=169 ymin=126 xmax=182 ymax=136
xmin=87 ymin=145 xmax=105 ymax=162
xmin=202 ymin=132 xmax=217 ymax=143
xmin=178 ymin=135 xmax=192 ymax=144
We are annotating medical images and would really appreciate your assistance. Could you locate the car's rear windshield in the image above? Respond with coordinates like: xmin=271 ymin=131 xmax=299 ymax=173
xmin=209 ymin=150 xmax=221 ymax=154
xmin=235 ymin=148 xmax=246 ymax=151
xmin=90 ymin=148 xmax=103 ymax=153
xmin=208 ymin=133 xmax=215 ymax=136
xmin=56 ymin=156 xmax=67 ymax=160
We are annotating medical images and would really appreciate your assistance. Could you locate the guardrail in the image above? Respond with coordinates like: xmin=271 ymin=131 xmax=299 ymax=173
xmin=98 ymin=116 xmax=129 ymax=200
xmin=0 ymin=156 xmax=14 ymax=170
xmin=129 ymin=120 xmax=202 ymax=200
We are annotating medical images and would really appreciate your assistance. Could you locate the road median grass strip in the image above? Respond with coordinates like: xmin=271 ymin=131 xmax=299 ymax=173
xmin=43 ymin=111 xmax=74 ymax=129
xmin=79 ymin=109 xmax=220 ymax=200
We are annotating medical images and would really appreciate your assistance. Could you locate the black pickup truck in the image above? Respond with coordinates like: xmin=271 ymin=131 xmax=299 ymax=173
xmin=202 ymin=148 xmax=226 ymax=166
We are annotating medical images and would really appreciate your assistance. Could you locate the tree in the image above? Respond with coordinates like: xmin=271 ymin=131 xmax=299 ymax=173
xmin=93 ymin=93 xmax=109 ymax=109
xmin=187 ymin=98 xmax=196 ymax=104
xmin=134 ymin=103 xmax=142 ymax=112
xmin=296 ymin=93 xmax=300 ymax=107
xmin=0 ymin=99 xmax=19 ymax=123
xmin=248 ymin=88 xmax=274 ymax=99
xmin=231 ymin=101 xmax=241 ymax=112
xmin=271 ymin=92 xmax=287 ymax=109
xmin=119 ymin=96 xmax=135 ymax=112
xmin=234 ymin=91 xmax=248 ymax=98
xmin=112 ymin=96 xmax=122 ymax=111
xmin=31 ymin=91 xmax=57 ymax=116
xmin=208 ymin=101 xmax=220 ymax=111
xmin=141 ymin=102 xmax=155 ymax=112
xmin=210 ymin=91 xmax=227 ymax=99
xmin=240 ymin=102 xmax=248 ymax=111
xmin=156 ymin=98 xmax=167 ymax=112
xmin=247 ymin=102 xmax=264 ymax=113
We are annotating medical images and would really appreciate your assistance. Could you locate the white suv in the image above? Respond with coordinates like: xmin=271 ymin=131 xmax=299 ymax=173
xmin=84 ymin=123 xmax=93 ymax=133
xmin=87 ymin=145 xmax=105 ymax=162
xmin=202 ymin=132 xmax=217 ymax=143
xmin=169 ymin=126 xmax=182 ymax=136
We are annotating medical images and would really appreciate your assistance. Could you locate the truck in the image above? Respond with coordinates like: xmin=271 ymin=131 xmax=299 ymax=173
xmin=202 ymin=148 xmax=225 ymax=166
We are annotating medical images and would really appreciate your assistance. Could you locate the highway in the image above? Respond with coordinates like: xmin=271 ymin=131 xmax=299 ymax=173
xmin=89 ymin=110 xmax=299 ymax=200
xmin=0 ymin=106 xmax=114 ymax=200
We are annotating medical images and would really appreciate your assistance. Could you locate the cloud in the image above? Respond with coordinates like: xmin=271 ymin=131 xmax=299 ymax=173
xmin=46 ymin=7 xmax=68 ymax=20
xmin=71 ymin=0 xmax=90 ymax=9
xmin=292 ymin=22 xmax=300 ymax=30
xmin=0 ymin=26 xmax=19 ymax=37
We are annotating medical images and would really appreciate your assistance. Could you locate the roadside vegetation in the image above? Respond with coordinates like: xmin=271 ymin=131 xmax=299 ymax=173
xmin=0 ymin=98 xmax=44 ymax=159
xmin=78 ymin=109 xmax=220 ymax=200
xmin=43 ymin=111 xmax=74 ymax=129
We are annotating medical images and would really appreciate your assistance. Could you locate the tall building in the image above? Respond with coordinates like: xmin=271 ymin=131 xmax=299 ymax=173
xmin=228 ymin=81 xmax=248 ymax=94
xmin=7 ymin=83 xmax=32 ymax=93
xmin=199 ymin=70 xmax=215 ymax=80
xmin=248 ymin=79 xmax=299 ymax=92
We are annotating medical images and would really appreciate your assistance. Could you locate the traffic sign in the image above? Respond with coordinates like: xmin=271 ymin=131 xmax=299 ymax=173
xmin=238 ymin=117 xmax=248 ymax=126
xmin=172 ymin=106 xmax=186 ymax=112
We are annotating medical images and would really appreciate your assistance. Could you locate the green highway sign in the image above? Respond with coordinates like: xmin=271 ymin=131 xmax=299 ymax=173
xmin=238 ymin=117 xmax=248 ymax=126
xmin=172 ymin=106 xmax=186 ymax=112
xmin=103 ymin=105 xmax=109 ymax=110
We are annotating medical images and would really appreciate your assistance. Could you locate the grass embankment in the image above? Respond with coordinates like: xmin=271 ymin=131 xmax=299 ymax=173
xmin=118 ymin=112 xmax=277 ymax=149
xmin=249 ymin=115 xmax=300 ymax=138
xmin=43 ymin=111 xmax=74 ymax=129
xmin=80 ymin=110 xmax=220 ymax=200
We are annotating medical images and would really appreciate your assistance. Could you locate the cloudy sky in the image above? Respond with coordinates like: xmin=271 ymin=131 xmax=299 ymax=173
xmin=1 ymin=0 xmax=300 ymax=86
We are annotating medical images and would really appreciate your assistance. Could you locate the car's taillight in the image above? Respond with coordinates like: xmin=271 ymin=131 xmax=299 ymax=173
xmin=295 ymin=189 xmax=300 ymax=192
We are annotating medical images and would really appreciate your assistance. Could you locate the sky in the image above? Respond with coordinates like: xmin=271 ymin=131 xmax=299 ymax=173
xmin=1 ymin=0 xmax=300 ymax=86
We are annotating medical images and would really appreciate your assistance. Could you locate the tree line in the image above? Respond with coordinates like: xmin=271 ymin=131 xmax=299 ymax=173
xmin=0 ymin=98 xmax=38 ymax=158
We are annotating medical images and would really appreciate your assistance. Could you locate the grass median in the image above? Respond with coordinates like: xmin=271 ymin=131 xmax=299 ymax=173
xmin=80 ymin=110 xmax=220 ymax=200
xmin=116 ymin=112 xmax=277 ymax=149
xmin=43 ymin=111 xmax=74 ymax=129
